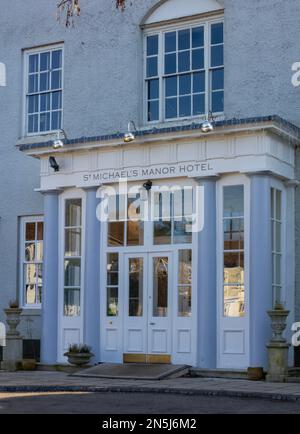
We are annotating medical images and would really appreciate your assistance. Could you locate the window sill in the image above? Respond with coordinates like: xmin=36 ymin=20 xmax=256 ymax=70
xmin=143 ymin=113 xmax=225 ymax=130
xmin=16 ymin=131 xmax=60 ymax=147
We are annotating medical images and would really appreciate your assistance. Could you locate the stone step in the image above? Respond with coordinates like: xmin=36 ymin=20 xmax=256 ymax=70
xmin=189 ymin=368 xmax=248 ymax=380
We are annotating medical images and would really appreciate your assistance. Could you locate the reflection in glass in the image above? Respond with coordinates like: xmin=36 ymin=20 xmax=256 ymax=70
xmin=178 ymin=250 xmax=192 ymax=317
xmin=65 ymin=199 xmax=82 ymax=227
xmin=64 ymin=288 xmax=80 ymax=317
xmin=108 ymin=222 xmax=124 ymax=246
xmin=25 ymin=243 xmax=35 ymax=261
xmin=129 ymin=258 xmax=144 ymax=317
xmin=127 ymin=195 xmax=144 ymax=246
xmin=224 ymin=219 xmax=244 ymax=251
xmin=64 ymin=259 xmax=81 ymax=287
xmin=107 ymin=287 xmax=118 ymax=317
xmin=153 ymin=257 xmax=168 ymax=317
xmin=224 ymin=286 xmax=245 ymax=318
xmin=65 ymin=228 xmax=81 ymax=257
xmin=223 ymin=186 xmax=244 ymax=217
xmin=26 ymin=285 xmax=36 ymax=305
xmin=224 ymin=252 xmax=244 ymax=285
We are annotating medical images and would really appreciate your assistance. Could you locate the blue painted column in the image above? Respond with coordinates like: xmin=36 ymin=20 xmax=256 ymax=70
xmin=41 ymin=190 xmax=59 ymax=364
xmin=197 ymin=177 xmax=217 ymax=368
xmin=249 ymin=174 xmax=272 ymax=368
xmin=83 ymin=188 xmax=101 ymax=361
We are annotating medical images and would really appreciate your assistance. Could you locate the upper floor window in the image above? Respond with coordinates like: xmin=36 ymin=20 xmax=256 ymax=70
xmin=145 ymin=20 xmax=224 ymax=123
xmin=25 ymin=46 xmax=63 ymax=135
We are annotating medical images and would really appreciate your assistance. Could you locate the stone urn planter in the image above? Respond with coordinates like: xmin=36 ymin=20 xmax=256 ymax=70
xmin=64 ymin=344 xmax=93 ymax=367
xmin=266 ymin=303 xmax=290 ymax=383
xmin=4 ymin=306 xmax=22 ymax=336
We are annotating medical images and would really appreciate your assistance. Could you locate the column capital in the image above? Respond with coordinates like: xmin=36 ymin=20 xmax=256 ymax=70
xmin=36 ymin=188 xmax=63 ymax=195
xmin=194 ymin=175 xmax=220 ymax=184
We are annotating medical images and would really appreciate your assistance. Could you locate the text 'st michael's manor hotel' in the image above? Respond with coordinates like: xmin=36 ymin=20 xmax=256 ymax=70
xmin=1 ymin=0 xmax=300 ymax=371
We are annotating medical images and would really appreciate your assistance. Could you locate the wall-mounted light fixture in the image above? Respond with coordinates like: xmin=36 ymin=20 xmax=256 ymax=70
xmin=200 ymin=111 xmax=215 ymax=133
xmin=49 ymin=156 xmax=60 ymax=172
xmin=123 ymin=121 xmax=137 ymax=143
xmin=52 ymin=128 xmax=68 ymax=149
xmin=143 ymin=180 xmax=153 ymax=191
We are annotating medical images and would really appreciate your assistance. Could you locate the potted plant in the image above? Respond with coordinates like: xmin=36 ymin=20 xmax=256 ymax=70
xmin=4 ymin=300 xmax=22 ymax=337
xmin=64 ymin=344 xmax=94 ymax=367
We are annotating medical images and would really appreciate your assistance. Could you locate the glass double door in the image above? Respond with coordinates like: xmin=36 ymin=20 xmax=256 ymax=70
xmin=124 ymin=252 xmax=172 ymax=358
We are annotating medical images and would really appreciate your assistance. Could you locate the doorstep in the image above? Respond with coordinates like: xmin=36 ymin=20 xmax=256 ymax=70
xmin=189 ymin=368 xmax=248 ymax=380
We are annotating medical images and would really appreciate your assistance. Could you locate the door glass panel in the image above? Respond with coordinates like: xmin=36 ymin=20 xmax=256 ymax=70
xmin=178 ymin=250 xmax=192 ymax=317
xmin=107 ymin=253 xmax=119 ymax=316
xmin=128 ymin=258 xmax=144 ymax=317
xmin=153 ymin=257 xmax=168 ymax=317
xmin=127 ymin=195 xmax=144 ymax=246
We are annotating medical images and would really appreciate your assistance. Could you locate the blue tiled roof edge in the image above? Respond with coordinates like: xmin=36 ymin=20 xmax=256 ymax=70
xmin=18 ymin=115 xmax=300 ymax=152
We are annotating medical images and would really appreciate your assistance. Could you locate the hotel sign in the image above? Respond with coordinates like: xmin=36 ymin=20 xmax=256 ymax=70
xmin=82 ymin=161 xmax=214 ymax=185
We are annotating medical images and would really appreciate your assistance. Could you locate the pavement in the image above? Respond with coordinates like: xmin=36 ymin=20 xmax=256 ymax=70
xmin=0 ymin=371 xmax=300 ymax=401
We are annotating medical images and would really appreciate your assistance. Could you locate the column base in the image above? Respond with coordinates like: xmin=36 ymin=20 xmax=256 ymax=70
xmin=266 ymin=342 xmax=289 ymax=383
xmin=2 ymin=336 xmax=23 ymax=372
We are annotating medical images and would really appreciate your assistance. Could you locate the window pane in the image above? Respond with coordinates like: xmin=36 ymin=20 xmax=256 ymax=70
xmin=193 ymin=94 xmax=205 ymax=115
xmin=65 ymin=228 xmax=81 ymax=257
xmin=178 ymin=286 xmax=192 ymax=317
xmin=52 ymin=91 xmax=62 ymax=110
xmin=212 ymin=90 xmax=224 ymax=112
xmin=179 ymin=96 xmax=191 ymax=117
xmin=127 ymin=192 xmax=144 ymax=245
xmin=107 ymin=287 xmax=118 ymax=316
xmin=179 ymin=74 xmax=191 ymax=95
xmin=212 ymin=68 xmax=224 ymax=90
xmin=108 ymin=222 xmax=124 ymax=246
xmin=24 ymin=264 xmax=37 ymax=285
xmin=153 ymin=257 xmax=168 ymax=317
xmin=64 ymin=288 xmax=80 ymax=317
xmin=165 ymin=53 xmax=176 ymax=74
xmin=29 ymin=54 xmax=39 ymax=73
xmin=26 ymin=223 xmax=36 ymax=241
xmin=52 ymin=50 xmax=62 ymax=69
xmin=224 ymin=218 xmax=244 ymax=251
xmin=28 ymin=114 xmax=39 ymax=133
xmin=40 ymin=72 xmax=50 ymax=92
xmin=52 ymin=111 xmax=62 ymax=130
xmin=174 ymin=218 xmax=192 ymax=244
xmin=40 ymin=52 xmax=50 ymax=71
xmin=40 ymin=93 xmax=51 ymax=112
xmin=147 ymin=57 xmax=158 ymax=77
xmin=275 ymin=222 xmax=281 ymax=252
xmin=178 ymin=29 xmax=190 ymax=50
xmin=211 ymin=22 xmax=224 ymax=45
xmin=192 ymin=27 xmax=204 ymax=48
xmin=65 ymin=199 xmax=82 ymax=227
xmin=276 ymin=190 xmax=282 ymax=220
xmin=28 ymin=95 xmax=39 ymax=114
xmin=178 ymin=51 xmax=190 ymax=72
xmin=51 ymin=70 xmax=62 ymax=90
xmin=25 ymin=243 xmax=35 ymax=261
xmin=165 ymin=97 xmax=177 ymax=118
xmin=223 ymin=186 xmax=244 ymax=217
xmin=178 ymin=250 xmax=192 ymax=284
xmin=148 ymin=79 xmax=159 ymax=100
xmin=148 ymin=100 xmax=159 ymax=122
xmin=28 ymin=74 xmax=39 ymax=93
xmin=192 ymin=48 xmax=204 ymax=70
xmin=26 ymin=285 xmax=36 ymax=305
xmin=224 ymin=285 xmax=245 ymax=318
xmin=64 ymin=259 xmax=81 ymax=287
xmin=224 ymin=252 xmax=244 ymax=285
xmin=154 ymin=221 xmax=172 ymax=245
xmin=40 ymin=112 xmax=50 ymax=132
xmin=165 ymin=31 xmax=176 ymax=53
xmin=36 ymin=241 xmax=43 ymax=261
xmin=147 ymin=35 xmax=158 ymax=56
xmin=129 ymin=258 xmax=144 ymax=317
xmin=107 ymin=253 xmax=119 ymax=285
xmin=211 ymin=45 xmax=224 ymax=67
xmin=193 ymin=72 xmax=205 ymax=93
xmin=165 ymin=76 xmax=177 ymax=97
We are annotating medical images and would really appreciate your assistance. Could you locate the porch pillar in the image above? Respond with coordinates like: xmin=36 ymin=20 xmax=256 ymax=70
xmin=249 ymin=174 xmax=272 ymax=368
xmin=196 ymin=177 xmax=217 ymax=368
xmin=41 ymin=190 xmax=59 ymax=364
xmin=83 ymin=187 xmax=101 ymax=361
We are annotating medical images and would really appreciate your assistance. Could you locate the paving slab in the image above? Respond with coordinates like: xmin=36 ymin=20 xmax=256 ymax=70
xmin=0 ymin=371 xmax=299 ymax=401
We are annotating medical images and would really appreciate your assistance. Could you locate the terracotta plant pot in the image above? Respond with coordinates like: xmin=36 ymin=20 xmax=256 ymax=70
xmin=247 ymin=367 xmax=264 ymax=381
xmin=64 ymin=352 xmax=93 ymax=367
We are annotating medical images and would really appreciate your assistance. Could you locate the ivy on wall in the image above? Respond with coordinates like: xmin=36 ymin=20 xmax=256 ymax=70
xmin=57 ymin=0 xmax=129 ymax=27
